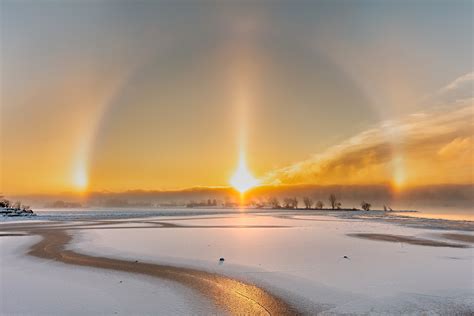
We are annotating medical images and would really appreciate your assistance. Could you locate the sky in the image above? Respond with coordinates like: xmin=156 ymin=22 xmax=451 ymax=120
xmin=1 ymin=0 xmax=473 ymax=195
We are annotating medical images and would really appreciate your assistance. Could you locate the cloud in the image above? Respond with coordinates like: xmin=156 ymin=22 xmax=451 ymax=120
xmin=437 ymin=137 xmax=473 ymax=159
xmin=440 ymin=72 xmax=473 ymax=93
xmin=264 ymin=74 xmax=474 ymax=187
xmin=425 ymin=71 xmax=473 ymax=105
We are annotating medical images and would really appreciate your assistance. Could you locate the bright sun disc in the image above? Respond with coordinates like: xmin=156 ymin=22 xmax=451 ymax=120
xmin=73 ymin=165 xmax=88 ymax=191
xmin=230 ymin=154 xmax=260 ymax=193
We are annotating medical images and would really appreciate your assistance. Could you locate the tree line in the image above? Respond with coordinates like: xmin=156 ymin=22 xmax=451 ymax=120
xmin=0 ymin=198 xmax=31 ymax=211
xmin=267 ymin=194 xmax=374 ymax=211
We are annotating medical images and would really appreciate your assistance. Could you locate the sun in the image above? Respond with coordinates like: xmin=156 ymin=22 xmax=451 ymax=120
xmin=230 ymin=153 xmax=260 ymax=193
xmin=391 ymin=154 xmax=406 ymax=191
xmin=73 ymin=164 xmax=88 ymax=191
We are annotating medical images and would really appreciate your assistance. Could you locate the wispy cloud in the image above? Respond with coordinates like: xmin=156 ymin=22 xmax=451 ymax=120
xmin=440 ymin=72 xmax=473 ymax=93
xmin=424 ymin=71 xmax=473 ymax=105
xmin=264 ymin=74 xmax=474 ymax=187
xmin=437 ymin=136 xmax=473 ymax=159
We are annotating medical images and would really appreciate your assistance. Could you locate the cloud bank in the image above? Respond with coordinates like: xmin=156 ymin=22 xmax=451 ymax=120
xmin=264 ymin=74 xmax=473 ymax=187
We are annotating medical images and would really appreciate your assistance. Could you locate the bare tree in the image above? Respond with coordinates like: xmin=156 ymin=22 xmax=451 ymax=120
xmin=303 ymin=197 xmax=314 ymax=209
xmin=283 ymin=197 xmax=298 ymax=209
xmin=0 ymin=199 xmax=11 ymax=208
xmin=13 ymin=201 xmax=21 ymax=209
xmin=329 ymin=194 xmax=339 ymax=209
xmin=293 ymin=197 xmax=298 ymax=209
xmin=361 ymin=201 xmax=371 ymax=211
xmin=316 ymin=200 xmax=324 ymax=209
xmin=268 ymin=197 xmax=281 ymax=209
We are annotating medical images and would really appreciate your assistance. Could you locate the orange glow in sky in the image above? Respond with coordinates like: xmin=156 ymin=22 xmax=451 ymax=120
xmin=230 ymin=152 xmax=260 ymax=193
xmin=73 ymin=163 xmax=88 ymax=192
xmin=1 ymin=2 xmax=472 ymax=195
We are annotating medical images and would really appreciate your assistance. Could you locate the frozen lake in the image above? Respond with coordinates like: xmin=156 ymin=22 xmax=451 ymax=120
xmin=1 ymin=209 xmax=473 ymax=314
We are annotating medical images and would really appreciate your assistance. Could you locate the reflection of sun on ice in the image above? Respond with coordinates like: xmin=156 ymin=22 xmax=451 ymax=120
xmin=230 ymin=153 xmax=260 ymax=194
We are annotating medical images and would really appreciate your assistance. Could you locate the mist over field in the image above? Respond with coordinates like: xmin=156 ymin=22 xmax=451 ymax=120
xmin=10 ymin=184 xmax=472 ymax=211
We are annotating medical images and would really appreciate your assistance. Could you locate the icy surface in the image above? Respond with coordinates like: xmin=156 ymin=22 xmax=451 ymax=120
xmin=1 ymin=210 xmax=473 ymax=314
xmin=0 ymin=236 xmax=222 ymax=315
xmin=4 ymin=207 xmax=474 ymax=231
xmin=71 ymin=213 xmax=474 ymax=314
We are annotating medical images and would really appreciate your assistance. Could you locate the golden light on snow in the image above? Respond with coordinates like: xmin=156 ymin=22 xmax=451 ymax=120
xmin=230 ymin=152 xmax=260 ymax=193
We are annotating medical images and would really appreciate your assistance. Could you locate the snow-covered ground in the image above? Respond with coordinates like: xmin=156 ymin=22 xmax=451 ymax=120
xmin=70 ymin=213 xmax=474 ymax=314
xmin=1 ymin=211 xmax=473 ymax=314
xmin=0 ymin=235 xmax=221 ymax=315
